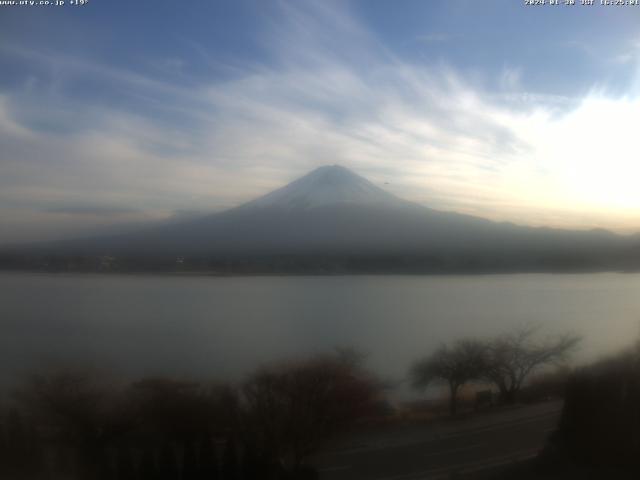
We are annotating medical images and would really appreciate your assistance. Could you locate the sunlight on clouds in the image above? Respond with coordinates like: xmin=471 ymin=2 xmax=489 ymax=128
xmin=515 ymin=94 xmax=640 ymax=217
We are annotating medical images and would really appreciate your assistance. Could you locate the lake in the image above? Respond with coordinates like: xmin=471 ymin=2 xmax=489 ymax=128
xmin=1 ymin=272 xmax=639 ymax=397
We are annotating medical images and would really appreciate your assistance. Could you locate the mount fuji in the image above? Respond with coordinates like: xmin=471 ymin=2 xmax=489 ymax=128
xmin=3 ymin=165 xmax=639 ymax=273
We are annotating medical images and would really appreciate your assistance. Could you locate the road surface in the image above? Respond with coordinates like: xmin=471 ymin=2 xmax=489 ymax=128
xmin=314 ymin=401 xmax=562 ymax=480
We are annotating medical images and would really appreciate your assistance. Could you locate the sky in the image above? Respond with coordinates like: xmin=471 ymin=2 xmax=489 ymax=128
xmin=0 ymin=0 xmax=639 ymax=244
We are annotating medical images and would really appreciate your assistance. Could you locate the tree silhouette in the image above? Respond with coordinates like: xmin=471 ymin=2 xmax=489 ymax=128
xmin=183 ymin=439 xmax=198 ymax=480
xmin=158 ymin=442 xmax=179 ymax=480
xmin=221 ymin=436 xmax=239 ymax=480
xmin=411 ymin=339 xmax=487 ymax=415
xmin=140 ymin=448 xmax=159 ymax=480
xmin=198 ymin=435 xmax=218 ymax=480
xmin=14 ymin=371 xmax=125 ymax=479
xmin=241 ymin=351 xmax=380 ymax=474
xmin=484 ymin=326 xmax=580 ymax=404
xmin=4 ymin=409 xmax=31 ymax=476
xmin=115 ymin=446 xmax=136 ymax=480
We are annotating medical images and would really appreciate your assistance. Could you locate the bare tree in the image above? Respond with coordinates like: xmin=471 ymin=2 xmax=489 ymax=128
xmin=241 ymin=350 xmax=381 ymax=474
xmin=127 ymin=377 xmax=238 ymax=441
xmin=15 ymin=370 xmax=125 ymax=479
xmin=411 ymin=339 xmax=487 ymax=415
xmin=484 ymin=326 xmax=581 ymax=404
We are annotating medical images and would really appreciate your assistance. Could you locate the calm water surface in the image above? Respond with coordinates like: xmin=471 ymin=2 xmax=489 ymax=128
xmin=2 ymin=272 xmax=640 ymax=394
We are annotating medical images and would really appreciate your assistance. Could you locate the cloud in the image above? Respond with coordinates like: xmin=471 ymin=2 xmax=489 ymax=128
xmin=0 ymin=0 xmax=639 ymax=244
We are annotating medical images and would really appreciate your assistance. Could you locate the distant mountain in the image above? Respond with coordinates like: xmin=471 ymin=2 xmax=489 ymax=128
xmin=2 ymin=165 xmax=640 ymax=273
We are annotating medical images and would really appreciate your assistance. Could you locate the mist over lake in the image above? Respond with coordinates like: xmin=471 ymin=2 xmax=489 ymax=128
xmin=2 ymin=272 xmax=639 ymax=396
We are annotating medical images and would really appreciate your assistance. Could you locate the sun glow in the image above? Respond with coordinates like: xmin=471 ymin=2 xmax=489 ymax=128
xmin=532 ymin=95 xmax=640 ymax=211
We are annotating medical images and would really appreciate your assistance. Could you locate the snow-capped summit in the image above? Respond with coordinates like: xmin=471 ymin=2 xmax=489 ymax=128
xmin=245 ymin=165 xmax=403 ymax=210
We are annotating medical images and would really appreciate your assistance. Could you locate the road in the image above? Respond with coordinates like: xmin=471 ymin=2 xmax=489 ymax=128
xmin=313 ymin=401 xmax=562 ymax=480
